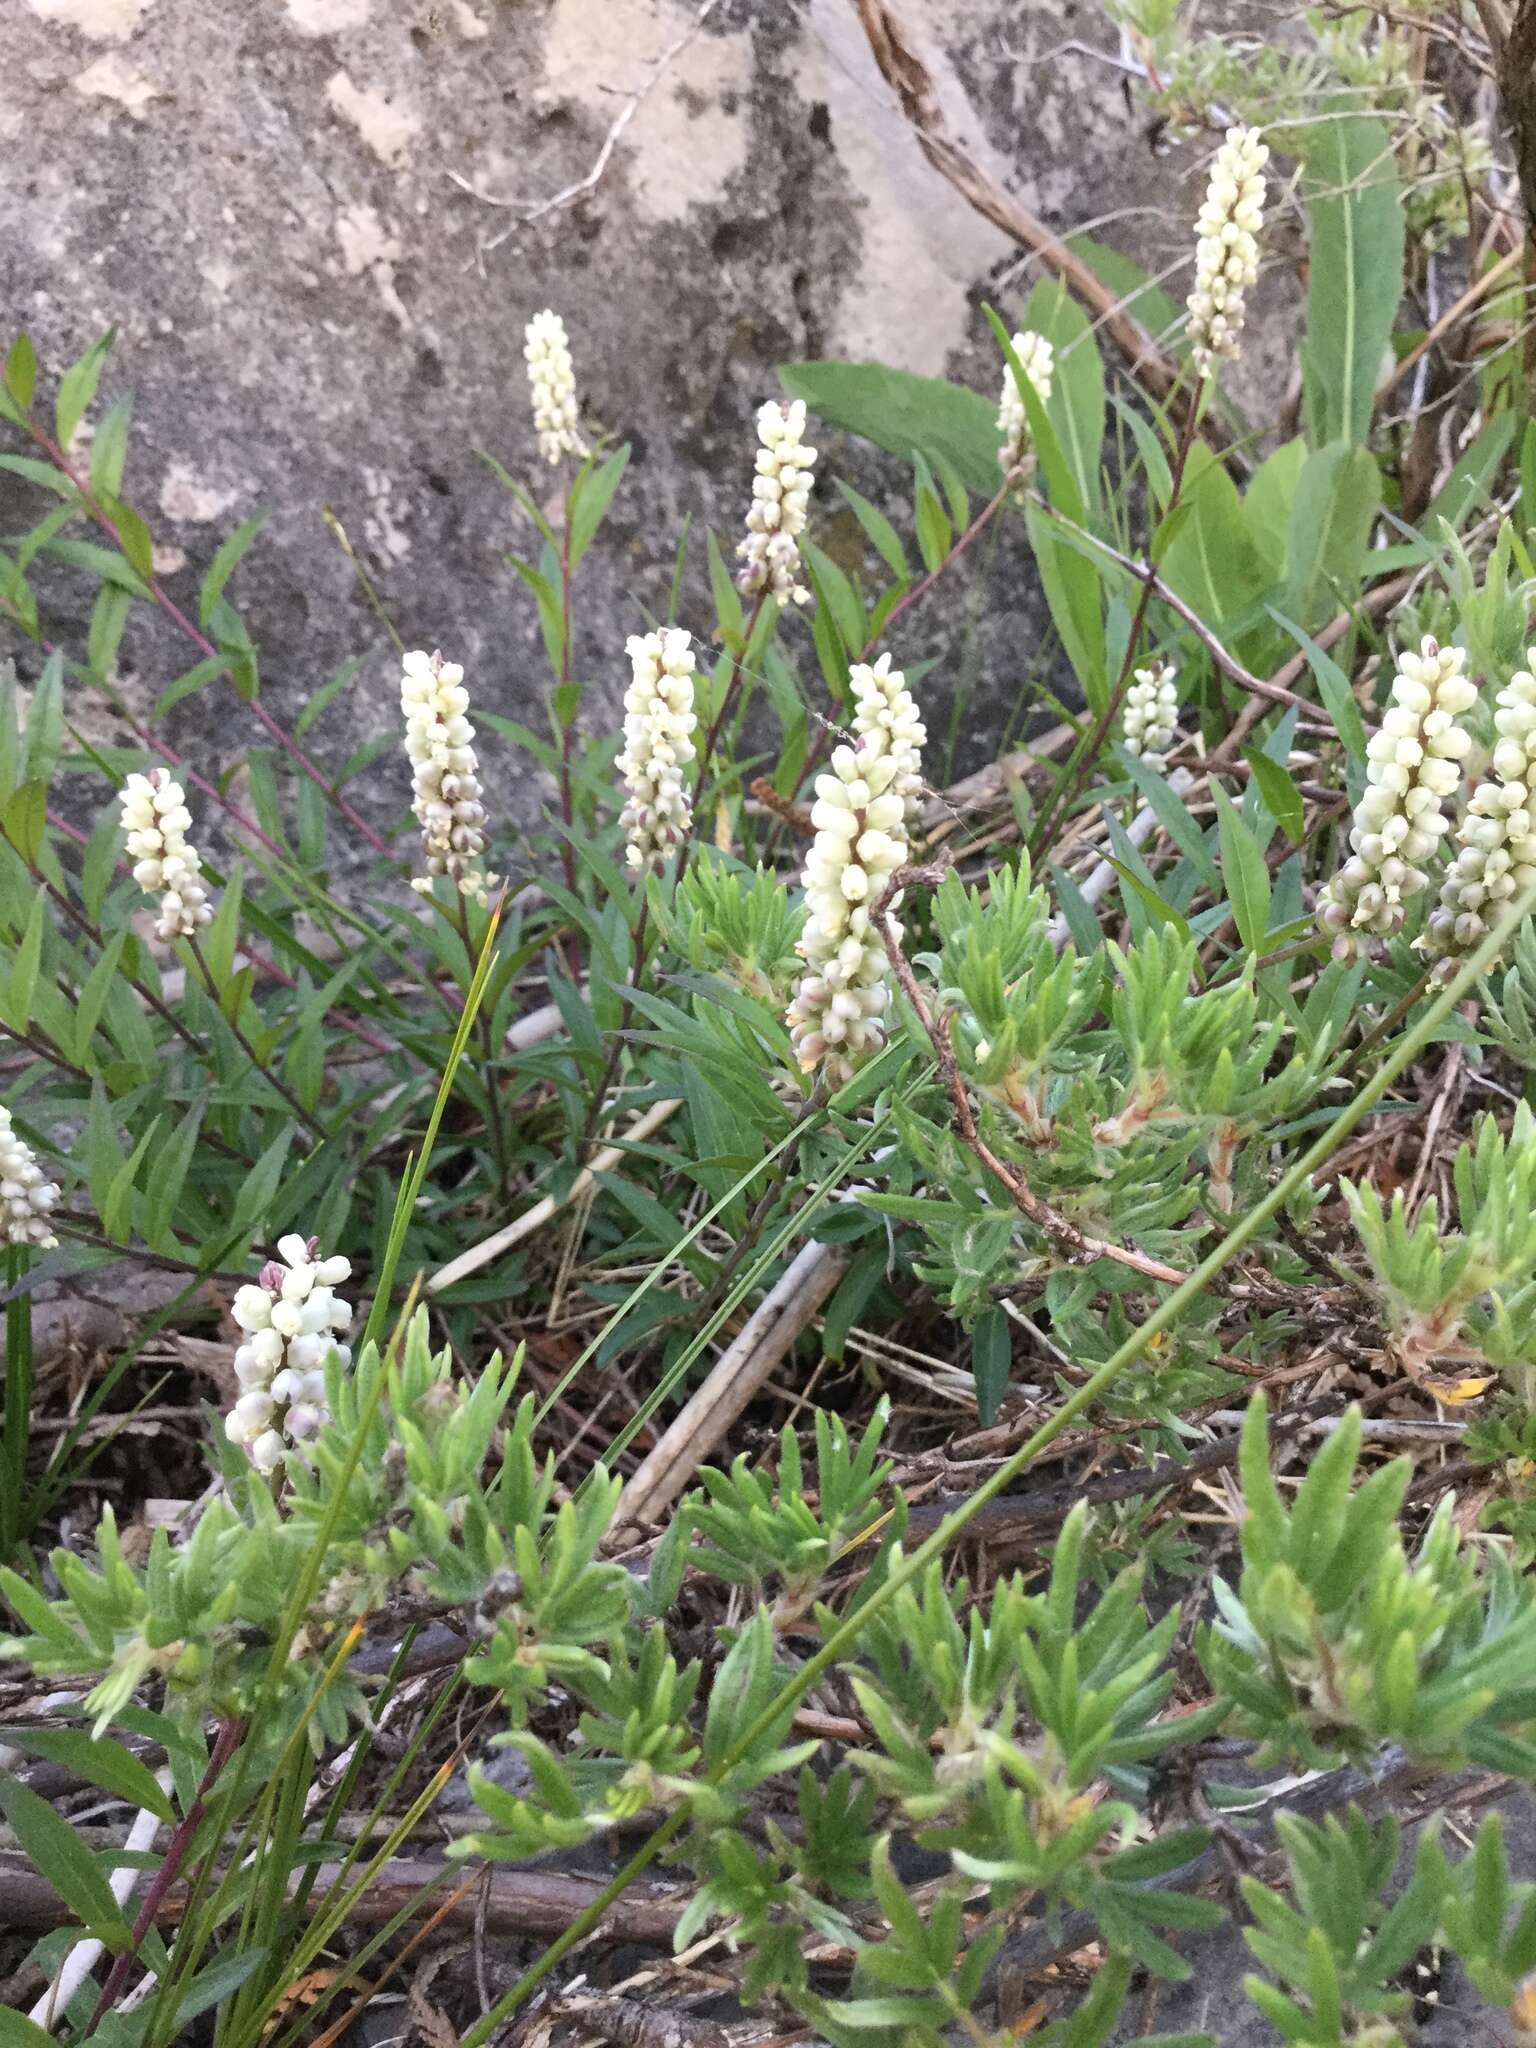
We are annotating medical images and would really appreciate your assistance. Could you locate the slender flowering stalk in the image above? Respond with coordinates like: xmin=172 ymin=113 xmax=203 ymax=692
xmin=850 ymin=652 xmax=927 ymax=822
xmin=617 ymin=628 xmax=698 ymax=870
xmin=226 ymin=1235 xmax=353 ymax=1475
xmin=737 ymin=399 xmax=817 ymax=607
xmin=1186 ymin=126 xmax=1269 ymax=378
xmin=118 ymin=770 xmax=213 ymax=941
xmin=786 ymin=731 xmax=911 ymax=1084
xmin=401 ymin=649 xmax=499 ymax=905
xmin=524 ymin=310 xmax=587 ymax=466
xmin=1317 ymin=636 xmax=1479 ymax=960
xmin=0 ymin=1105 xmax=59 ymax=1250
xmin=995 ymin=330 xmax=1055 ymax=485
xmin=1420 ymin=658 xmax=1536 ymax=979
xmin=1122 ymin=661 xmax=1179 ymax=769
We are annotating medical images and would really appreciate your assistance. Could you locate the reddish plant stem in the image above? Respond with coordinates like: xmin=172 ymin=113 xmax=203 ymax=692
xmin=1028 ymin=395 xmax=1203 ymax=865
xmin=85 ymin=1715 xmax=246 ymax=2034
xmin=2 ymin=605 xmax=287 ymax=862
xmin=26 ymin=420 xmax=392 ymax=858
xmin=574 ymin=894 xmax=652 ymax=1165
xmin=675 ymin=588 xmax=768 ymax=893
xmin=556 ymin=507 xmax=579 ymax=903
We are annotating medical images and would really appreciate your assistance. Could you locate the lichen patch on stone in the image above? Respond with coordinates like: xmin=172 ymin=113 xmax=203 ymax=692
xmin=26 ymin=0 xmax=155 ymax=41
xmin=71 ymin=51 xmax=161 ymax=117
xmin=325 ymin=68 xmax=421 ymax=167
xmin=281 ymin=0 xmax=371 ymax=32
xmin=159 ymin=462 xmax=238 ymax=525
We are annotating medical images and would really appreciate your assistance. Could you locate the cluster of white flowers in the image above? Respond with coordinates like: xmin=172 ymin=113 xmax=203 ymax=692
xmin=401 ymin=649 xmax=498 ymax=905
xmin=0 ymin=1105 xmax=59 ymax=1250
xmin=524 ymin=309 xmax=587 ymax=466
xmin=1420 ymin=660 xmax=1536 ymax=979
xmin=995 ymin=329 xmax=1055 ymax=483
xmin=785 ymin=731 xmax=912 ymax=1084
xmin=1122 ymin=661 xmax=1180 ymax=769
xmin=226 ymin=1235 xmax=353 ymax=1475
xmin=119 ymin=770 xmax=213 ymax=942
xmin=737 ymin=400 xmax=817 ymax=608
xmin=617 ymin=627 xmax=698 ymax=870
xmin=1316 ymin=636 xmax=1478 ymax=959
xmin=850 ymin=652 xmax=926 ymax=822
xmin=1186 ymin=126 xmax=1269 ymax=378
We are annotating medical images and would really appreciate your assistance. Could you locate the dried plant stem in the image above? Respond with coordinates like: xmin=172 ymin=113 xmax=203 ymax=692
xmin=616 ymin=1237 xmax=849 ymax=1529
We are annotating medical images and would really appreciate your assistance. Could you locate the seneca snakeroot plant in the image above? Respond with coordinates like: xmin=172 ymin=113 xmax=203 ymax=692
xmin=1421 ymin=657 xmax=1536 ymax=978
xmin=737 ymin=398 xmax=817 ymax=607
xmin=400 ymin=648 xmax=499 ymax=905
xmin=785 ymin=730 xmax=911 ymax=1084
xmin=523 ymin=308 xmax=587 ymax=466
xmin=1317 ymin=635 xmax=1478 ymax=957
xmin=1186 ymin=124 xmax=1269 ymax=377
xmin=850 ymin=651 xmax=927 ymax=821
xmin=996 ymin=328 xmax=1055 ymax=483
xmin=226 ymin=1235 xmax=354 ymax=1474
xmin=118 ymin=769 xmax=213 ymax=942
xmin=0 ymin=1104 xmax=59 ymax=1250
xmin=617 ymin=627 xmax=698 ymax=870
xmin=1122 ymin=660 xmax=1179 ymax=769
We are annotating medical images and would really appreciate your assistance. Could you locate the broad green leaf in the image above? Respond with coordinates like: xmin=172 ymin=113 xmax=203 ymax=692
xmin=1299 ymin=113 xmax=1405 ymax=447
xmin=1243 ymin=437 xmax=1308 ymax=582
xmin=778 ymin=360 xmax=998 ymax=494
xmin=1160 ymin=445 xmax=1268 ymax=631
xmin=1285 ymin=442 xmax=1379 ymax=630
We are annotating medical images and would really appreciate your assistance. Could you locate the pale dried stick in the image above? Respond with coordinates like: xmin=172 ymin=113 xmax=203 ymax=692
xmin=614 ymin=1238 xmax=849 ymax=1530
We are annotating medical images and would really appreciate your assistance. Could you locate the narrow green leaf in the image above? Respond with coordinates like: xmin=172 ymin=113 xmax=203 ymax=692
xmin=1244 ymin=749 xmax=1304 ymax=843
xmin=971 ymin=1306 xmax=1011 ymax=1426
xmin=0 ymin=1773 xmax=131 ymax=1946
xmin=568 ymin=443 xmax=630 ymax=568
xmin=55 ymin=329 xmax=115 ymax=453
xmin=4 ymin=334 xmax=37 ymax=412
xmin=1211 ymin=783 xmax=1271 ymax=952
xmin=199 ymin=513 xmax=268 ymax=630
xmin=0 ymin=1728 xmax=173 ymax=1821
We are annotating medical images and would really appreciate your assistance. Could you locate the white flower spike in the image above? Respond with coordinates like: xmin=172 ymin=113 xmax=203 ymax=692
xmin=400 ymin=649 xmax=499 ymax=905
xmin=996 ymin=330 xmax=1055 ymax=484
xmin=524 ymin=310 xmax=587 ymax=466
xmin=1317 ymin=636 xmax=1479 ymax=959
xmin=737 ymin=399 xmax=817 ymax=608
xmin=786 ymin=729 xmax=913 ymax=1086
xmin=1186 ymin=126 xmax=1269 ymax=379
xmin=1123 ymin=662 xmax=1179 ymax=771
xmin=0 ymin=1105 xmax=59 ymax=1250
xmin=225 ymin=1235 xmax=353 ymax=1474
xmin=1421 ymin=657 xmax=1536 ymax=979
xmin=850 ymin=652 xmax=927 ymax=822
xmin=617 ymin=627 xmax=698 ymax=871
xmin=119 ymin=770 xmax=214 ymax=942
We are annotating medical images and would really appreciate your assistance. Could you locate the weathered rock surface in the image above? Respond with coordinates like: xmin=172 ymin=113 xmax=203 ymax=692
xmin=5 ymin=0 xmax=1242 ymax=831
